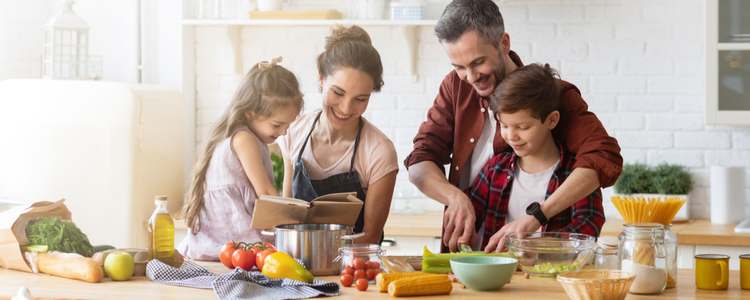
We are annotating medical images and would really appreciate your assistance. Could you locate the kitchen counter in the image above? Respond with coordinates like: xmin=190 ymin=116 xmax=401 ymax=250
xmin=601 ymin=219 xmax=750 ymax=247
xmin=0 ymin=261 xmax=746 ymax=299
xmin=384 ymin=211 xmax=750 ymax=247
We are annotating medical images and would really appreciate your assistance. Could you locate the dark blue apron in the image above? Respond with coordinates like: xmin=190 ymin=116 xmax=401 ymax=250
xmin=292 ymin=112 xmax=383 ymax=244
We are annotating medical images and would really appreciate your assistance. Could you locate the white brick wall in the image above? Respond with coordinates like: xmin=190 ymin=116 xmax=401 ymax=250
xmin=185 ymin=0 xmax=750 ymax=218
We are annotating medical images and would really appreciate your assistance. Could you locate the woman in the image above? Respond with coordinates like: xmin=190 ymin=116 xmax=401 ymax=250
xmin=278 ymin=25 xmax=398 ymax=244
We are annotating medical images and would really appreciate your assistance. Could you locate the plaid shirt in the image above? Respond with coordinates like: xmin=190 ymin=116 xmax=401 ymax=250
xmin=466 ymin=143 xmax=605 ymax=250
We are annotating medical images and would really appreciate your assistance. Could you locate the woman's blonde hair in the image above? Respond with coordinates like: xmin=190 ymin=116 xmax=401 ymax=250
xmin=317 ymin=24 xmax=384 ymax=91
xmin=179 ymin=58 xmax=304 ymax=234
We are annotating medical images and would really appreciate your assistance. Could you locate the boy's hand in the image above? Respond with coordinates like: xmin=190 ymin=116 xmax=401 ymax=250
xmin=443 ymin=194 xmax=477 ymax=253
xmin=483 ymin=215 xmax=541 ymax=253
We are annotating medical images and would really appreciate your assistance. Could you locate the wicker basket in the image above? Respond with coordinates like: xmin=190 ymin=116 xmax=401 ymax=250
xmin=556 ymin=270 xmax=636 ymax=300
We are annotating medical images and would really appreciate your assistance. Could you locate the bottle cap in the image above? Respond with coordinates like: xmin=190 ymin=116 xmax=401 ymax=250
xmin=597 ymin=236 xmax=619 ymax=250
xmin=155 ymin=195 xmax=168 ymax=200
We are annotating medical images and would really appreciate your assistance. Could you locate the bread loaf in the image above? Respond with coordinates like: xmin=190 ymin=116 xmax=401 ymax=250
xmin=38 ymin=251 xmax=104 ymax=283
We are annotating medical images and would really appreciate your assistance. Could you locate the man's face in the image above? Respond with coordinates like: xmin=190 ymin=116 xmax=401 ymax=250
xmin=442 ymin=30 xmax=508 ymax=97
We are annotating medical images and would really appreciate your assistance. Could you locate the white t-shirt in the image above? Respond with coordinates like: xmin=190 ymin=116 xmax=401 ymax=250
xmin=278 ymin=110 xmax=399 ymax=192
xmin=458 ymin=108 xmax=497 ymax=191
xmin=505 ymin=159 xmax=560 ymax=229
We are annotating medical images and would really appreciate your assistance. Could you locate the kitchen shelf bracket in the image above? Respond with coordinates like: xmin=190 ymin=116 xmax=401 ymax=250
xmin=401 ymin=25 xmax=419 ymax=82
xmin=227 ymin=25 xmax=243 ymax=75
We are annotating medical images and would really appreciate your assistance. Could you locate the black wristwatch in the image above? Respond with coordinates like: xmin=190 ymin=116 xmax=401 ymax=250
xmin=526 ymin=202 xmax=549 ymax=226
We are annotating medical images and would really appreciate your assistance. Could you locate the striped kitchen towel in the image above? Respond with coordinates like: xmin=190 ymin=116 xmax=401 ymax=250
xmin=146 ymin=260 xmax=340 ymax=300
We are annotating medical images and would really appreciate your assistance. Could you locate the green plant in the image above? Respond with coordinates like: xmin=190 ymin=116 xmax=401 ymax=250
xmin=270 ymin=152 xmax=284 ymax=192
xmin=614 ymin=163 xmax=656 ymax=194
xmin=653 ymin=163 xmax=693 ymax=194
xmin=614 ymin=163 xmax=693 ymax=195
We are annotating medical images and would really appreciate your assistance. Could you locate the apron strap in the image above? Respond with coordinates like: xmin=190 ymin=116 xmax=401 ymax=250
xmin=296 ymin=111 xmax=322 ymax=164
xmin=348 ymin=117 xmax=364 ymax=177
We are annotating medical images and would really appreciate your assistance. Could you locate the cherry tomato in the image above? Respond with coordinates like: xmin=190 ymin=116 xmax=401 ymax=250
xmin=355 ymin=278 xmax=369 ymax=291
xmin=231 ymin=248 xmax=256 ymax=271
xmin=365 ymin=268 xmax=378 ymax=280
xmin=353 ymin=269 xmax=366 ymax=279
xmin=250 ymin=242 xmax=275 ymax=253
xmin=220 ymin=242 xmax=238 ymax=268
xmin=368 ymin=261 xmax=380 ymax=270
xmin=352 ymin=257 xmax=366 ymax=270
xmin=256 ymin=248 xmax=277 ymax=270
xmin=340 ymin=274 xmax=354 ymax=287
xmin=341 ymin=266 xmax=355 ymax=276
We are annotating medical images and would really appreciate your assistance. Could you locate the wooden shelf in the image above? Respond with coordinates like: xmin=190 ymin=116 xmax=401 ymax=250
xmin=182 ymin=19 xmax=438 ymax=26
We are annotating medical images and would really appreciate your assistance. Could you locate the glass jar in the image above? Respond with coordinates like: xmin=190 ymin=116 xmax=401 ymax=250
xmin=618 ymin=223 xmax=667 ymax=295
xmin=664 ymin=224 xmax=678 ymax=288
xmin=595 ymin=236 xmax=619 ymax=270
xmin=337 ymin=244 xmax=385 ymax=283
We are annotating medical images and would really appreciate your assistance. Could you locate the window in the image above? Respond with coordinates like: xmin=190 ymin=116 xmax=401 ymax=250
xmin=706 ymin=0 xmax=750 ymax=125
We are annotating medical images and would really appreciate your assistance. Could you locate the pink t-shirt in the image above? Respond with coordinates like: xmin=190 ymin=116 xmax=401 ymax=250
xmin=279 ymin=110 xmax=399 ymax=192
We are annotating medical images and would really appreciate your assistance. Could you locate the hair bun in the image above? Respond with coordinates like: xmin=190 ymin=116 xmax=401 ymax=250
xmin=325 ymin=24 xmax=372 ymax=50
xmin=258 ymin=56 xmax=283 ymax=70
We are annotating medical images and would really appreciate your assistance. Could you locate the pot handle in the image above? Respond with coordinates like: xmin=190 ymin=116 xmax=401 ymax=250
xmin=261 ymin=229 xmax=276 ymax=237
xmin=341 ymin=232 xmax=367 ymax=240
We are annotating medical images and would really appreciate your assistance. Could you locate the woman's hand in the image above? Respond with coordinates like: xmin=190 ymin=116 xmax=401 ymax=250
xmin=356 ymin=170 xmax=398 ymax=245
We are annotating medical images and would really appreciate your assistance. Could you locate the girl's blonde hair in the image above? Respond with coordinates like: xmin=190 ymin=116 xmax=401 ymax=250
xmin=179 ymin=58 xmax=304 ymax=234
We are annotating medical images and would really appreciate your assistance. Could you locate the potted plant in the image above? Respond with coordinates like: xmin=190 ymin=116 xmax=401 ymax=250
xmin=613 ymin=163 xmax=693 ymax=219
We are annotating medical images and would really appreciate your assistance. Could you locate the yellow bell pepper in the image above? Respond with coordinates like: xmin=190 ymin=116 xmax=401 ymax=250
xmin=261 ymin=251 xmax=314 ymax=283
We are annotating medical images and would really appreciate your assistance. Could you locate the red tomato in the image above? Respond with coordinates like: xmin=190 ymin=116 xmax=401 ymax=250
xmin=220 ymin=242 xmax=238 ymax=268
xmin=368 ymin=261 xmax=380 ymax=270
xmin=355 ymin=278 xmax=368 ymax=291
xmin=352 ymin=257 xmax=366 ymax=270
xmin=341 ymin=266 xmax=355 ymax=276
xmin=365 ymin=268 xmax=378 ymax=280
xmin=353 ymin=269 xmax=366 ymax=279
xmin=255 ymin=248 xmax=277 ymax=270
xmin=340 ymin=274 xmax=354 ymax=287
xmin=231 ymin=248 xmax=256 ymax=271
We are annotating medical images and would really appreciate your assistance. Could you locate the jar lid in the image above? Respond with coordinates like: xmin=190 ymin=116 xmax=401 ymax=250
xmin=597 ymin=236 xmax=619 ymax=249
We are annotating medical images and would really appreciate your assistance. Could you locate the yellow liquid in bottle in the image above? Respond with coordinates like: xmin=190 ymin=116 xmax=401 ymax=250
xmin=148 ymin=212 xmax=174 ymax=267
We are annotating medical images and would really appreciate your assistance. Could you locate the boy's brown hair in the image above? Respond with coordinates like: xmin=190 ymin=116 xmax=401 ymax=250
xmin=490 ymin=63 xmax=561 ymax=123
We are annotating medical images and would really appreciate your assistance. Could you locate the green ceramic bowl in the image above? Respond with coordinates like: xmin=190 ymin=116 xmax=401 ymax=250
xmin=449 ymin=256 xmax=518 ymax=291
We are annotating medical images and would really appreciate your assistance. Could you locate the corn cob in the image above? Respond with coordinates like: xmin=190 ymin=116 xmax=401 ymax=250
xmin=375 ymin=272 xmax=443 ymax=292
xmin=387 ymin=274 xmax=453 ymax=297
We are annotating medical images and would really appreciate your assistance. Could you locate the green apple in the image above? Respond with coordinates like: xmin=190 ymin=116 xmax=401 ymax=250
xmin=104 ymin=252 xmax=135 ymax=281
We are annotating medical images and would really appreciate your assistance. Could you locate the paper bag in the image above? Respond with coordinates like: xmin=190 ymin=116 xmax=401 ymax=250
xmin=250 ymin=192 xmax=363 ymax=230
xmin=0 ymin=199 xmax=71 ymax=272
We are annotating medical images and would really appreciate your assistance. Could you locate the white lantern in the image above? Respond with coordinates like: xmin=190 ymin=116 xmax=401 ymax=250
xmin=43 ymin=0 xmax=89 ymax=79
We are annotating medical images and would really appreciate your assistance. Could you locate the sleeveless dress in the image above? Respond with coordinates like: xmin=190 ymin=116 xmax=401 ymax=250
xmin=177 ymin=126 xmax=275 ymax=261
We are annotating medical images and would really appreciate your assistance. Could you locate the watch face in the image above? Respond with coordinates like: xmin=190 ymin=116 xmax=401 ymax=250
xmin=526 ymin=202 xmax=539 ymax=214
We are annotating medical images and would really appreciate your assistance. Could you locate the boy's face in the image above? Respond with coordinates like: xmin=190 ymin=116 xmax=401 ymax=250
xmin=498 ymin=109 xmax=558 ymax=158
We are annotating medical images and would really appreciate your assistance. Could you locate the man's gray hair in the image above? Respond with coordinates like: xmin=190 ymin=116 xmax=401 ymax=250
xmin=435 ymin=0 xmax=505 ymax=47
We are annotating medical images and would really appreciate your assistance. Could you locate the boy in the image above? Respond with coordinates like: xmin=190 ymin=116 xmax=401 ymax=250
xmin=465 ymin=63 xmax=605 ymax=253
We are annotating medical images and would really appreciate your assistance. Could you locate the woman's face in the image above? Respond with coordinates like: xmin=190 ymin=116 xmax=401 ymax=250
xmin=320 ymin=67 xmax=374 ymax=131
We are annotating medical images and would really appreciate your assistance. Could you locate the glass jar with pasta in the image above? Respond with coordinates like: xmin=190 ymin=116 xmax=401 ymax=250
xmin=664 ymin=224 xmax=678 ymax=288
xmin=618 ymin=223 xmax=667 ymax=295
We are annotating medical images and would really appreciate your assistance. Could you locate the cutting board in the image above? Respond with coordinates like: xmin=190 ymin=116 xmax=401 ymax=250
xmin=249 ymin=9 xmax=341 ymax=20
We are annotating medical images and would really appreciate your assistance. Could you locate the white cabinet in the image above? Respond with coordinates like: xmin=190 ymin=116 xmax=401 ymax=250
xmin=382 ymin=236 xmax=441 ymax=256
xmin=677 ymin=244 xmax=750 ymax=270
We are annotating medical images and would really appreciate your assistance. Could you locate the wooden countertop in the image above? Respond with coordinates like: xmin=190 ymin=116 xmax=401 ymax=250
xmin=602 ymin=219 xmax=750 ymax=247
xmin=0 ymin=261 xmax=746 ymax=299
xmin=384 ymin=212 xmax=750 ymax=247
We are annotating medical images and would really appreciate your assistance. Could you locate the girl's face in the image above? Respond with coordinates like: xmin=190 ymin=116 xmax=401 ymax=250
xmin=320 ymin=67 xmax=374 ymax=131
xmin=245 ymin=102 xmax=299 ymax=144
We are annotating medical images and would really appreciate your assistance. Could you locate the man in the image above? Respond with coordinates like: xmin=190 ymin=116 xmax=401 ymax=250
xmin=404 ymin=0 xmax=622 ymax=253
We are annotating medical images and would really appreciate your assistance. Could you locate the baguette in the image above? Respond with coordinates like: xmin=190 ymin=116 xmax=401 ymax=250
xmin=38 ymin=251 xmax=104 ymax=283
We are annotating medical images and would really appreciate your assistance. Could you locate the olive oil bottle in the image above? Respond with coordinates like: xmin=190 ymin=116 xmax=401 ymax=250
xmin=148 ymin=195 xmax=174 ymax=266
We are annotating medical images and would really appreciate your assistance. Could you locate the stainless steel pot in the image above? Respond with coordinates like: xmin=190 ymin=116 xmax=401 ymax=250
xmin=262 ymin=223 xmax=366 ymax=275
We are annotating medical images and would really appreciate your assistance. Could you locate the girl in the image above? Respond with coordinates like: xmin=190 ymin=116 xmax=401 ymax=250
xmin=178 ymin=57 xmax=304 ymax=260
xmin=279 ymin=25 xmax=399 ymax=245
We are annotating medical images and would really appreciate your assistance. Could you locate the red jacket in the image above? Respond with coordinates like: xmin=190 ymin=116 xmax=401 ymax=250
xmin=404 ymin=51 xmax=623 ymax=188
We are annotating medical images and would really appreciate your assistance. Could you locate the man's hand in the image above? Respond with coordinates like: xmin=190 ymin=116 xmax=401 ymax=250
xmin=483 ymin=215 xmax=541 ymax=253
xmin=442 ymin=193 xmax=477 ymax=253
